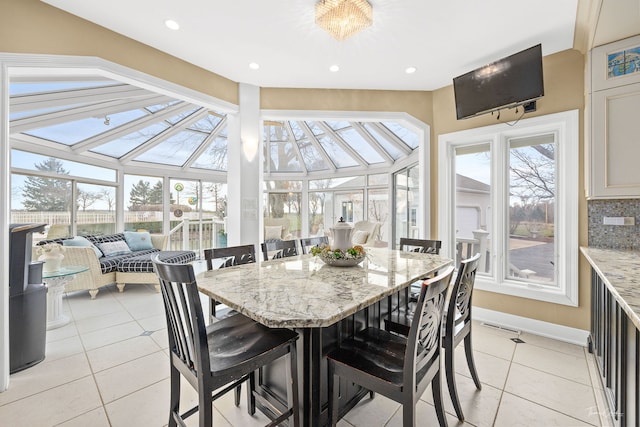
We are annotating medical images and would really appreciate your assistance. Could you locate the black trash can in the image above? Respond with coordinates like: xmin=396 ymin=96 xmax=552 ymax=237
xmin=9 ymin=223 xmax=48 ymax=373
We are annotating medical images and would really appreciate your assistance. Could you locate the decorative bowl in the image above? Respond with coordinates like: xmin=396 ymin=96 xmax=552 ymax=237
xmin=316 ymin=251 xmax=366 ymax=267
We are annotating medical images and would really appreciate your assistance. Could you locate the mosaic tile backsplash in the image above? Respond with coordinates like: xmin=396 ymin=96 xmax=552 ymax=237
xmin=588 ymin=199 xmax=640 ymax=250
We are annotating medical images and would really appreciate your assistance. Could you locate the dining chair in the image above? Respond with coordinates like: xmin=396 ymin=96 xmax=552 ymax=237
xmin=387 ymin=238 xmax=443 ymax=321
xmin=385 ymin=253 xmax=482 ymax=422
xmin=399 ymin=237 xmax=442 ymax=254
xmin=327 ymin=266 xmax=454 ymax=427
xmin=204 ymin=244 xmax=256 ymax=318
xmin=152 ymin=255 xmax=300 ymax=427
xmin=260 ymin=239 xmax=298 ymax=261
xmin=299 ymin=236 xmax=329 ymax=254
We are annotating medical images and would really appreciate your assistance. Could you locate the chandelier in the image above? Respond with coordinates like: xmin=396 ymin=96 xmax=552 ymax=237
xmin=315 ymin=0 xmax=373 ymax=41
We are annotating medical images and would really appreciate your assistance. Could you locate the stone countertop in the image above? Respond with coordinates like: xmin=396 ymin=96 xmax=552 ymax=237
xmin=580 ymin=247 xmax=640 ymax=330
xmin=196 ymin=248 xmax=453 ymax=328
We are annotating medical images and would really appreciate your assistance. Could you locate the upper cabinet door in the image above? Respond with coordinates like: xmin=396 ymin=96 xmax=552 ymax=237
xmin=591 ymin=34 xmax=640 ymax=92
xmin=589 ymin=82 xmax=640 ymax=198
xmin=587 ymin=34 xmax=640 ymax=199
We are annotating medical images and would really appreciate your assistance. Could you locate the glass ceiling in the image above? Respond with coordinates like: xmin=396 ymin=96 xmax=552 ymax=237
xmin=9 ymin=77 xmax=420 ymax=176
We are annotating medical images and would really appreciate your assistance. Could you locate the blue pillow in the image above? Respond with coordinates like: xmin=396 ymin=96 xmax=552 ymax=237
xmin=124 ymin=231 xmax=155 ymax=251
xmin=63 ymin=236 xmax=103 ymax=258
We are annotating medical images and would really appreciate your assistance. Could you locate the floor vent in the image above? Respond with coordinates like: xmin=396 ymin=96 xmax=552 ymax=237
xmin=480 ymin=322 xmax=521 ymax=335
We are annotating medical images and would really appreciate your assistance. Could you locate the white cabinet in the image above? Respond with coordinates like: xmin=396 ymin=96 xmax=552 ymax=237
xmin=587 ymin=34 xmax=640 ymax=199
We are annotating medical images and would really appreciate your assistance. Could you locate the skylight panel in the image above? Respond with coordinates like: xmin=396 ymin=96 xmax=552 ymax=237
xmin=381 ymin=121 xmax=419 ymax=149
xmin=327 ymin=121 xmax=350 ymax=131
xmin=268 ymin=141 xmax=303 ymax=172
xmin=165 ymin=106 xmax=201 ymax=125
xmin=133 ymin=130 xmax=208 ymax=166
xmin=298 ymin=140 xmax=330 ymax=171
xmin=188 ymin=114 xmax=222 ymax=133
xmin=362 ymin=123 xmax=403 ymax=160
xmin=306 ymin=121 xmax=327 ymax=137
xmin=192 ymin=136 xmax=228 ymax=171
xmin=289 ymin=121 xmax=306 ymax=140
xmin=25 ymin=109 xmax=147 ymax=146
xmin=317 ymin=135 xmax=358 ymax=168
xmin=267 ymin=124 xmax=290 ymax=142
xmin=337 ymin=128 xmax=385 ymax=164
xmin=145 ymin=100 xmax=181 ymax=113
xmin=90 ymin=122 xmax=169 ymax=158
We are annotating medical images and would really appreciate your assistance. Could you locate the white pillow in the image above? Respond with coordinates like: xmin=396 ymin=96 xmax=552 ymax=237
xmin=352 ymin=230 xmax=369 ymax=245
xmin=264 ymin=225 xmax=283 ymax=240
xmin=97 ymin=240 xmax=132 ymax=257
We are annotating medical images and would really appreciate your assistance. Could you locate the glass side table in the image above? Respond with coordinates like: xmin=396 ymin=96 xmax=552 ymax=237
xmin=43 ymin=266 xmax=89 ymax=330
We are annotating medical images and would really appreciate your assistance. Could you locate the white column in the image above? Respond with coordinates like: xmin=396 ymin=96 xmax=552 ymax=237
xmin=472 ymin=229 xmax=490 ymax=272
xmin=418 ymin=124 xmax=431 ymax=239
xmin=226 ymin=83 xmax=262 ymax=248
xmin=0 ymin=61 xmax=10 ymax=391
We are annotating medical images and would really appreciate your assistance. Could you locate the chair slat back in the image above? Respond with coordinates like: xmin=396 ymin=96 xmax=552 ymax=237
xmin=153 ymin=255 xmax=209 ymax=376
xmin=404 ymin=266 xmax=454 ymax=386
xmin=399 ymin=238 xmax=442 ymax=254
xmin=448 ymin=253 xmax=481 ymax=331
xmin=260 ymin=239 xmax=298 ymax=261
xmin=299 ymin=236 xmax=329 ymax=254
xmin=204 ymin=244 xmax=256 ymax=270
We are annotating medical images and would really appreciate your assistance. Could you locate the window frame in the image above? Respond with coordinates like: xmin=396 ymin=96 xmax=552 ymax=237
xmin=438 ymin=110 xmax=579 ymax=306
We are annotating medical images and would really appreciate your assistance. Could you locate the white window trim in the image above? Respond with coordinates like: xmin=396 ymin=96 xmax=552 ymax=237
xmin=438 ymin=110 xmax=579 ymax=306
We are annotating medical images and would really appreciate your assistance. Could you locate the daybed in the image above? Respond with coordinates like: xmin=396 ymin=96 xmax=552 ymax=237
xmin=264 ymin=217 xmax=293 ymax=240
xmin=36 ymin=232 xmax=195 ymax=299
xmin=351 ymin=220 xmax=381 ymax=247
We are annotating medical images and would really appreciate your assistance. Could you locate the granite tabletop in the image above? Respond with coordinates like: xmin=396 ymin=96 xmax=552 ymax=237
xmin=196 ymin=248 xmax=453 ymax=328
xmin=580 ymin=247 xmax=640 ymax=330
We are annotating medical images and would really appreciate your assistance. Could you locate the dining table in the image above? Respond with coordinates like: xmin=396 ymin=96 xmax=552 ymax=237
xmin=196 ymin=247 xmax=453 ymax=427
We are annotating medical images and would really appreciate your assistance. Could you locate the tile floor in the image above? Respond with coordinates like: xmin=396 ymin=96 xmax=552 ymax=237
xmin=0 ymin=276 xmax=614 ymax=427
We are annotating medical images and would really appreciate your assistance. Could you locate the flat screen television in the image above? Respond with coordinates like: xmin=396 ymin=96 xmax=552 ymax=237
xmin=453 ymin=44 xmax=544 ymax=120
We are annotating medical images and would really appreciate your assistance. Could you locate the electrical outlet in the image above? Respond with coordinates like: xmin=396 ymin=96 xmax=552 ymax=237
xmin=603 ymin=216 xmax=635 ymax=226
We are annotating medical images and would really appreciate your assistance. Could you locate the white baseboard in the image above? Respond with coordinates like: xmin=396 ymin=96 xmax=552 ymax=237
xmin=473 ymin=307 xmax=590 ymax=347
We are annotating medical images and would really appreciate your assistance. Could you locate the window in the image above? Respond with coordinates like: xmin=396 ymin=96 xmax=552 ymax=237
xmin=393 ymin=164 xmax=420 ymax=246
xmin=438 ymin=110 xmax=578 ymax=306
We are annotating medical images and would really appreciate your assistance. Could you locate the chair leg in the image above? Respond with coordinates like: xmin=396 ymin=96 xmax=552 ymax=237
xmin=431 ymin=373 xmax=448 ymax=427
xmin=210 ymin=298 xmax=216 ymax=319
xmin=198 ymin=382 xmax=213 ymax=427
xmin=168 ymin=365 xmax=181 ymax=427
xmin=287 ymin=343 xmax=300 ymax=427
xmin=402 ymin=397 xmax=416 ymax=427
xmin=247 ymin=370 xmax=256 ymax=415
xmin=464 ymin=334 xmax=482 ymax=390
xmin=234 ymin=385 xmax=241 ymax=407
xmin=445 ymin=339 xmax=465 ymax=421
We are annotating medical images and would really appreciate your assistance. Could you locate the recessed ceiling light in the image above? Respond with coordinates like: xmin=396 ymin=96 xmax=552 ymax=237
xmin=329 ymin=65 xmax=340 ymax=72
xmin=164 ymin=19 xmax=180 ymax=30
xmin=249 ymin=62 xmax=260 ymax=70
xmin=405 ymin=66 xmax=417 ymax=74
